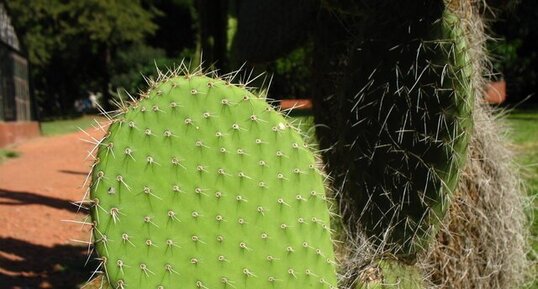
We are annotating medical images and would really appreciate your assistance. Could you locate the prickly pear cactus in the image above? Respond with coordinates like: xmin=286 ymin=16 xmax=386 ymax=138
xmin=88 ymin=68 xmax=338 ymax=289
xmin=314 ymin=0 xmax=474 ymax=260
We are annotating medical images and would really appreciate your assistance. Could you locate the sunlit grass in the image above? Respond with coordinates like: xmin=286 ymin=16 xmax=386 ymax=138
xmin=40 ymin=115 xmax=100 ymax=136
xmin=0 ymin=149 xmax=20 ymax=164
xmin=505 ymin=107 xmax=538 ymax=288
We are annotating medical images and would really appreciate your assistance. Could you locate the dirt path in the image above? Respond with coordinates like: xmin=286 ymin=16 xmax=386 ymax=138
xmin=0 ymin=126 xmax=105 ymax=288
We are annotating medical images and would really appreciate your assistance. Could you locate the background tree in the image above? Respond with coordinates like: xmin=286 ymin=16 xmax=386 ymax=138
xmin=5 ymin=0 xmax=173 ymax=116
xmin=65 ymin=0 xmax=158 ymax=110
xmin=489 ymin=0 xmax=538 ymax=103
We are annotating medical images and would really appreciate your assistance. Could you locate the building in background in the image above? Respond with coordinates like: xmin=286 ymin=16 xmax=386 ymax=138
xmin=0 ymin=2 xmax=39 ymax=147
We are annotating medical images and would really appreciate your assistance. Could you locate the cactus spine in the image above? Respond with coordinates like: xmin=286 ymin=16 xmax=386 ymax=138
xmin=87 ymin=67 xmax=338 ymax=288
xmin=313 ymin=0 xmax=474 ymax=262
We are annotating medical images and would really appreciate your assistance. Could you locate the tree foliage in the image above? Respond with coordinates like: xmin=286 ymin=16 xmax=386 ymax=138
xmin=110 ymin=44 xmax=193 ymax=96
xmin=68 ymin=0 xmax=157 ymax=45
xmin=5 ymin=0 xmax=162 ymax=116
xmin=7 ymin=0 xmax=156 ymax=65
xmin=489 ymin=0 xmax=538 ymax=103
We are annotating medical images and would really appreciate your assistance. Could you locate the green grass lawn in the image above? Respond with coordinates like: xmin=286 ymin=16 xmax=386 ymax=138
xmin=505 ymin=108 xmax=538 ymax=285
xmin=0 ymin=149 xmax=20 ymax=164
xmin=506 ymin=109 xmax=538 ymax=227
xmin=0 ymin=116 xmax=99 ymax=164
xmin=40 ymin=115 xmax=101 ymax=136
xmin=290 ymin=115 xmax=317 ymax=144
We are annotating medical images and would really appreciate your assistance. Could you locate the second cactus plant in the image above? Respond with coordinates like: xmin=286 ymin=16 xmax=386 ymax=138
xmin=314 ymin=0 xmax=474 ymax=260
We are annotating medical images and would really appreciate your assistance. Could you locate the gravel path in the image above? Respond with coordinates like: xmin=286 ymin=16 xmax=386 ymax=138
xmin=0 ymin=126 xmax=105 ymax=288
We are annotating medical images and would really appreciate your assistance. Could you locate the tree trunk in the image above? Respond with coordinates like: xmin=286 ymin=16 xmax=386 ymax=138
xmin=101 ymin=44 xmax=112 ymax=111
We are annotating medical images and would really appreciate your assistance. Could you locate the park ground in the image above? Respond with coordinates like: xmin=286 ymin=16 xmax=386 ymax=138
xmin=0 ymin=111 xmax=536 ymax=288
xmin=0 ymin=116 xmax=104 ymax=288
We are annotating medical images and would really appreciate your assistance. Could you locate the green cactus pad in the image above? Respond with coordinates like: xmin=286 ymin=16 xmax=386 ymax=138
xmin=88 ymin=70 xmax=338 ymax=289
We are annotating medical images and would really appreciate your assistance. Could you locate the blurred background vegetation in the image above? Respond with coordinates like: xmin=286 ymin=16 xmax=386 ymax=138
xmin=488 ymin=0 xmax=538 ymax=104
xmin=4 ymin=0 xmax=537 ymax=118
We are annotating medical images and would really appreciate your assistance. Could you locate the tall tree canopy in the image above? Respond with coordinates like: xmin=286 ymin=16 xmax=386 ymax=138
xmin=5 ymin=0 xmax=159 ymax=115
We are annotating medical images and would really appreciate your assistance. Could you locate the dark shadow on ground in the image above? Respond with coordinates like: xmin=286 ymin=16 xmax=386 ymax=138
xmin=0 ymin=237 xmax=98 ymax=289
xmin=0 ymin=189 xmax=80 ymax=213
xmin=59 ymin=170 xmax=88 ymax=176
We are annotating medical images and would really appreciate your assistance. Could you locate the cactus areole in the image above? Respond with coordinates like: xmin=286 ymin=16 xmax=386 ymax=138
xmin=89 ymin=71 xmax=338 ymax=288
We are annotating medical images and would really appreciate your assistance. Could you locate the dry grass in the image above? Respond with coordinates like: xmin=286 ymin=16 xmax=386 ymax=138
xmin=420 ymin=103 xmax=532 ymax=289
xmin=338 ymin=102 xmax=533 ymax=289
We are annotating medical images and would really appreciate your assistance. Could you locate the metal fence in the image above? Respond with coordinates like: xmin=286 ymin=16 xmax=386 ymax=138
xmin=1 ymin=44 xmax=30 ymax=121
xmin=0 ymin=2 xmax=31 ymax=122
